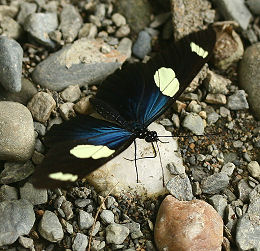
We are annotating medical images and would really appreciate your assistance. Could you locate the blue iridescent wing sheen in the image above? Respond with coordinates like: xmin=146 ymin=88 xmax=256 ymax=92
xmin=32 ymin=115 xmax=134 ymax=188
xmin=92 ymin=27 xmax=216 ymax=128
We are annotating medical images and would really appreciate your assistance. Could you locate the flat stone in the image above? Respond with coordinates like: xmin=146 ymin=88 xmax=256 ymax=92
xmin=0 ymin=185 xmax=18 ymax=202
xmin=205 ymin=94 xmax=227 ymax=105
xmin=78 ymin=210 xmax=94 ymax=230
xmin=209 ymin=194 xmax=227 ymax=218
xmin=72 ymin=233 xmax=88 ymax=251
xmin=227 ymin=90 xmax=249 ymax=110
xmin=201 ymin=173 xmax=230 ymax=194
xmin=182 ymin=113 xmax=204 ymax=135
xmin=61 ymin=85 xmax=81 ymax=102
xmin=106 ymin=223 xmax=130 ymax=245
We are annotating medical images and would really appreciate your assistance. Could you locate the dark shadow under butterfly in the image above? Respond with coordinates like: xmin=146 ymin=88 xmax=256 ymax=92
xmin=32 ymin=27 xmax=216 ymax=188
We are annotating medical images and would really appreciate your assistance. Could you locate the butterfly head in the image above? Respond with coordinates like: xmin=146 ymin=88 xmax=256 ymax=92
xmin=136 ymin=129 xmax=158 ymax=143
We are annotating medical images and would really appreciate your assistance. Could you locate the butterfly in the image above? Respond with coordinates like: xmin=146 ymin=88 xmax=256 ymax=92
xmin=32 ymin=27 xmax=216 ymax=188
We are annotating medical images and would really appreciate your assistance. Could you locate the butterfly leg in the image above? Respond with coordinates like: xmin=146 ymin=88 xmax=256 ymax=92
xmin=133 ymin=140 xmax=140 ymax=183
xmin=155 ymin=141 xmax=165 ymax=187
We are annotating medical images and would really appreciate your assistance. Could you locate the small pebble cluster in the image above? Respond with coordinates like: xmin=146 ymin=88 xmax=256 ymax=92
xmin=0 ymin=0 xmax=260 ymax=250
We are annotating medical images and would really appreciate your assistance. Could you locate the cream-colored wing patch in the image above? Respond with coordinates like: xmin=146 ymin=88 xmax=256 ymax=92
xmin=49 ymin=172 xmax=78 ymax=181
xmin=154 ymin=67 xmax=180 ymax=97
xmin=190 ymin=42 xmax=208 ymax=58
xmin=70 ymin=144 xmax=115 ymax=159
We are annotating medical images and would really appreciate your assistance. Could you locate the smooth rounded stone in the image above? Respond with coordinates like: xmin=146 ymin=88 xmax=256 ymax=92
xmin=100 ymin=210 xmax=115 ymax=225
xmin=20 ymin=182 xmax=47 ymax=205
xmin=248 ymin=161 xmax=260 ymax=179
xmin=0 ymin=5 xmax=18 ymax=18
xmin=0 ymin=16 xmax=23 ymax=40
xmin=227 ymin=90 xmax=249 ymax=110
xmin=187 ymin=101 xmax=201 ymax=113
xmin=78 ymin=23 xmax=98 ymax=39
xmin=0 ymin=185 xmax=18 ymax=202
xmin=78 ymin=210 xmax=94 ymax=230
xmin=171 ymin=113 xmax=180 ymax=128
xmin=0 ymin=78 xmax=37 ymax=105
xmin=212 ymin=0 xmax=252 ymax=30
xmin=61 ymin=85 xmax=81 ymax=102
xmin=132 ymin=30 xmax=151 ymax=59
xmin=38 ymin=210 xmax=64 ymax=242
xmin=117 ymin=37 xmax=132 ymax=60
xmin=0 ymin=36 xmax=23 ymax=92
xmin=182 ymin=113 xmax=204 ymax=135
xmin=112 ymin=13 xmax=126 ymax=27
xmin=86 ymin=123 xmax=183 ymax=197
xmin=18 ymin=236 xmax=34 ymax=249
xmin=205 ymin=93 xmax=227 ymax=105
xmin=154 ymin=195 xmax=223 ymax=251
xmin=233 ymin=140 xmax=243 ymax=148
xmin=32 ymin=39 xmax=127 ymax=91
xmin=72 ymin=233 xmax=88 ymax=251
xmin=106 ymin=223 xmax=130 ymax=245
xmin=24 ymin=12 xmax=58 ymax=48
xmin=59 ymin=102 xmax=76 ymax=120
xmin=247 ymin=0 xmax=260 ymax=15
xmin=73 ymin=96 xmax=92 ymax=115
xmin=0 ymin=102 xmax=35 ymax=161
xmin=27 ymin=92 xmax=56 ymax=123
xmin=207 ymin=112 xmax=220 ymax=125
xmin=201 ymin=173 xmax=230 ymax=194
xmin=60 ymin=4 xmax=83 ymax=43
xmin=239 ymin=43 xmax=260 ymax=120
xmin=17 ymin=2 xmax=37 ymax=24
xmin=209 ymin=195 xmax=227 ymax=219
xmin=166 ymin=174 xmax=193 ymax=201
xmin=221 ymin=162 xmax=236 ymax=176
xmin=115 ymin=24 xmax=130 ymax=38
xmin=123 ymin=222 xmax=143 ymax=239
xmin=0 ymin=199 xmax=35 ymax=246
xmin=0 ymin=161 xmax=34 ymax=184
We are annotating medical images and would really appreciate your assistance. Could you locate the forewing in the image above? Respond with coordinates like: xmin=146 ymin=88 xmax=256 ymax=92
xmin=32 ymin=115 xmax=134 ymax=188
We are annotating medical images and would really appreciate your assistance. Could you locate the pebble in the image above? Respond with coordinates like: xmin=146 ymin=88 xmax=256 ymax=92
xmin=187 ymin=100 xmax=201 ymax=113
xmin=59 ymin=102 xmax=76 ymax=120
xmin=23 ymin=12 xmax=58 ymax=48
xmin=150 ymin=12 xmax=171 ymax=28
xmin=166 ymin=174 xmax=193 ymax=201
xmin=112 ymin=13 xmax=126 ymax=27
xmin=72 ymin=233 xmax=88 ymax=251
xmin=124 ymin=222 xmax=143 ymax=239
xmin=34 ymin=122 xmax=46 ymax=136
xmin=0 ymin=199 xmax=35 ymax=246
xmin=38 ymin=210 xmax=64 ymax=242
xmin=132 ymin=30 xmax=151 ymax=59
xmin=207 ymin=112 xmax=220 ymax=125
xmin=219 ymin=106 xmax=230 ymax=118
xmin=20 ymin=182 xmax=48 ymax=205
xmin=154 ymin=195 xmax=223 ymax=251
xmin=27 ymin=92 xmax=56 ymax=123
xmin=0 ymin=36 xmax=23 ymax=92
xmin=35 ymin=138 xmax=45 ymax=153
xmin=221 ymin=162 xmax=236 ymax=176
xmin=0 ymin=5 xmax=18 ymax=18
xmin=100 ymin=210 xmax=115 ymax=224
xmin=201 ymin=173 xmax=230 ymax=194
xmin=166 ymin=161 xmax=185 ymax=175
xmin=0 ymin=16 xmax=23 ymax=40
xmin=227 ymin=90 xmax=249 ymax=110
xmin=78 ymin=23 xmax=98 ymax=39
xmin=61 ymin=85 xmax=81 ymax=102
xmin=106 ymin=223 xmax=130 ymax=245
xmin=78 ymin=210 xmax=94 ymax=230
xmin=247 ymin=161 xmax=260 ymax=179
xmin=209 ymin=194 xmax=227 ymax=219
xmin=0 ymin=101 xmax=35 ymax=161
xmin=0 ymin=185 xmax=18 ymax=202
xmin=205 ymin=93 xmax=227 ymax=105
xmin=19 ymin=236 xmax=34 ymax=249
xmin=17 ymin=2 xmax=37 ymax=24
xmin=60 ymin=4 xmax=83 ymax=43
xmin=117 ymin=37 xmax=132 ymax=60
xmin=61 ymin=200 xmax=74 ymax=220
xmin=115 ymin=24 xmax=131 ymax=38
xmin=182 ymin=113 xmax=204 ymax=135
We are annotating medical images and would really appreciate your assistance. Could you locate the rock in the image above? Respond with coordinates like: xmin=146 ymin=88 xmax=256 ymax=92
xmin=0 ymin=161 xmax=34 ymax=184
xmin=227 ymin=90 xmax=249 ymax=110
xmin=209 ymin=195 xmax=227 ymax=219
xmin=60 ymin=4 xmax=83 ymax=43
xmin=115 ymin=24 xmax=131 ymax=38
xmin=18 ymin=236 xmax=34 ymax=249
xmin=247 ymin=161 xmax=260 ymax=179
xmin=34 ymin=122 xmax=46 ymax=136
xmin=0 ymin=102 xmax=35 ymax=161
xmin=78 ymin=210 xmax=94 ymax=230
xmin=0 ymin=199 xmax=35 ymax=246
xmin=27 ymin=92 xmax=56 ymax=123
xmin=124 ymin=222 xmax=143 ymax=239
xmin=132 ymin=30 xmax=151 ymax=59
xmin=32 ymin=150 xmax=45 ymax=165
xmin=73 ymin=96 xmax=92 ymax=115
xmin=100 ymin=210 xmax=115 ymax=225
xmin=166 ymin=174 xmax=193 ymax=201
xmin=17 ymin=2 xmax=37 ymax=24
xmin=207 ymin=112 xmax=220 ymax=125
xmin=117 ymin=37 xmax=132 ymax=60
xmin=38 ymin=210 xmax=64 ymax=242
xmin=221 ymin=162 xmax=236 ymax=176
xmin=212 ymin=0 xmax=252 ymax=30
xmin=150 ymin=12 xmax=171 ymax=28
xmin=112 ymin=13 xmax=126 ymax=27
xmin=0 ymin=16 xmax=23 ymax=40
xmin=182 ymin=113 xmax=204 ymax=135
xmin=106 ymin=223 xmax=130 ymax=244
xmin=0 ymin=5 xmax=18 ymax=18
xmin=239 ymin=42 xmax=260 ymax=120
xmin=187 ymin=101 xmax=201 ymax=113
xmin=114 ymin=0 xmax=152 ymax=34
xmin=85 ymin=123 xmax=183 ymax=197
xmin=0 ymin=185 xmax=18 ymax=202
xmin=205 ymin=93 xmax=227 ymax=105
xmin=61 ymin=200 xmax=74 ymax=220
xmin=59 ymin=102 xmax=76 ymax=120
xmin=32 ymin=38 xmax=127 ymax=91
xmin=219 ymin=106 xmax=230 ymax=118
xmin=61 ymin=85 xmax=81 ymax=102
xmin=72 ymin=233 xmax=88 ymax=251
xmin=166 ymin=161 xmax=185 ymax=175
xmin=0 ymin=36 xmax=23 ymax=92
xmin=201 ymin=173 xmax=230 ymax=194
xmin=78 ymin=23 xmax=98 ymax=39
xmin=247 ymin=0 xmax=260 ymax=15
xmin=154 ymin=195 xmax=223 ymax=251
xmin=20 ymin=182 xmax=48 ymax=205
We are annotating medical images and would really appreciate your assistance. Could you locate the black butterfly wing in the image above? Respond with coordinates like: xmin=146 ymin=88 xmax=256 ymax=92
xmin=32 ymin=115 xmax=134 ymax=188
xmin=92 ymin=27 xmax=216 ymax=127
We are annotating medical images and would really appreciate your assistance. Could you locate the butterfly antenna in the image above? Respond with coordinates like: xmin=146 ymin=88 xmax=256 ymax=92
xmin=155 ymin=141 xmax=165 ymax=186
xmin=157 ymin=132 xmax=219 ymax=138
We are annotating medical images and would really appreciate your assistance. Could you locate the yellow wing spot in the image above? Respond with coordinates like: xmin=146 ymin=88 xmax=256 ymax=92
xmin=190 ymin=42 xmax=208 ymax=58
xmin=49 ymin=172 xmax=78 ymax=181
xmin=70 ymin=144 xmax=115 ymax=159
xmin=154 ymin=67 xmax=180 ymax=97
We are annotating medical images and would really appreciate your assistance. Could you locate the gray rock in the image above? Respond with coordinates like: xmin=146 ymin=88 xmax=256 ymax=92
xmin=0 ymin=36 xmax=23 ymax=92
xmin=0 ymin=5 xmax=18 ymax=18
xmin=182 ymin=113 xmax=204 ymax=135
xmin=115 ymin=24 xmax=130 ymax=38
xmin=35 ymin=138 xmax=45 ymax=153
xmin=219 ymin=106 xmax=230 ymax=118
xmin=117 ymin=37 xmax=132 ymax=60
xmin=213 ymin=0 xmax=252 ymax=30
xmin=78 ymin=210 xmax=94 ymax=230
xmin=171 ymin=113 xmax=180 ymax=128
xmin=20 ymin=182 xmax=48 ymax=205
xmin=106 ymin=223 xmax=130 ymax=244
xmin=61 ymin=200 xmax=74 ymax=220
xmin=201 ymin=173 xmax=230 ymax=194
xmin=247 ymin=0 xmax=260 ymax=15
xmin=239 ymin=43 xmax=260 ymax=120
xmin=90 ymin=220 xmax=100 ymax=236
xmin=59 ymin=102 xmax=76 ymax=120
xmin=150 ymin=12 xmax=171 ymax=28
xmin=18 ymin=236 xmax=34 ymax=249
xmin=72 ymin=233 xmax=88 ymax=251
xmin=166 ymin=174 xmax=193 ymax=201
xmin=32 ymin=150 xmax=44 ymax=165
xmin=17 ymin=2 xmax=37 ymax=24
xmin=166 ymin=162 xmax=185 ymax=175
xmin=248 ymin=161 xmax=260 ymax=179
xmin=227 ymin=90 xmax=249 ymax=110
xmin=100 ymin=210 xmax=115 ymax=225
xmin=0 ymin=185 xmax=18 ymax=202
xmin=221 ymin=162 xmax=236 ymax=176
xmin=0 ymin=161 xmax=34 ymax=184
xmin=233 ymin=140 xmax=243 ymax=148
xmin=187 ymin=101 xmax=201 ymax=113
xmin=38 ymin=210 xmax=64 ymax=242
xmin=0 ymin=199 xmax=35 ymax=246
xmin=207 ymin=112 xmax=220 ymax=125
xmin=205 ymin=93 xmax=227 ymax=105
xmin=34 ymin=122 xmax=46 ymax=136
xmin=32 ymin=38 xmax=126 ymax=91
xmin=112 ymin=13 xmax=126 ymax=27
xmin=209 ymin=195 xmax=227 ymax=218
xmin=132 ymin=30 xmax=151 ymax=59
xmin=124 ymin=222 xmax=143 ymax=239
xmin=0 ymin=16 xmax=23 ymax=40
xmin=60 ymin=4 xmax=83 ymax=43
xmin=24 ymin=12 xmax=58 ymax=48
xmin=78 ymin=23 xmax=98 ymax=39
xmin=27 ymin=92 xmax=56 ymax=123
xmin=105 ymin=196 xmax=117 ymax=209
xmin=61 ymin=85 xmax=81 ymax=102
xmin=225 ymin=204 xmax=237 ymax=232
